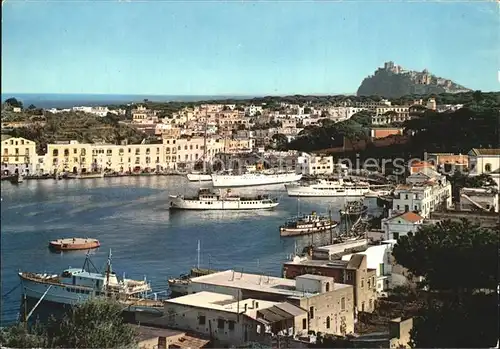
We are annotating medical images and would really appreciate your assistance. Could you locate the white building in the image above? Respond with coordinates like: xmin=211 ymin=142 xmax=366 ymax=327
xmin=296 ymin=153 xmax=335 ymax=176
xmin=468 ymin=148 xmax=500 ymax=187
xmin=1 ymin=136 xmax=37 ymax=175
xmin=341 ymin=241 xmax=396 ymax=294
xmin=381 ymin=211 xmax=425 ymax=240
xmin=162 ymin=291 xmax=307 ymax=346
xmin=372 ymin=106 xmax=410 ymax=125
xmin=245 ymin=105 xmax=264 ymax=117
xmin=327 ymin=107 xmax=366 ymax=122
xmin=392 ymin=168 xmax=452 ymax=218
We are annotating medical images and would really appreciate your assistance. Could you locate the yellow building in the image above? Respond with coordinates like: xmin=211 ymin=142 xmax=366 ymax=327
xmin=1 ymin=136 xmax=37 ymax=175
xmin=162 ymin=136 xmax=225 ymax=170
xmin=223 ymin=138 xmax=255 ymax=153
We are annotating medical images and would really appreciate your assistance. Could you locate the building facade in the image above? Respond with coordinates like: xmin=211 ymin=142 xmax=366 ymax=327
xmin=1 ymin=136 xmax=37 ymax=175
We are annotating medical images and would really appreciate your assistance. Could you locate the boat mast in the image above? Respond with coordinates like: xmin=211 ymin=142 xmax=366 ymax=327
xmin=202 ymin=109 xmax=208 ymax=175
xmin=106 ymin=249 xmax=112 ymax=295
xmin=197 ymin=240 xmax=201 ymax=269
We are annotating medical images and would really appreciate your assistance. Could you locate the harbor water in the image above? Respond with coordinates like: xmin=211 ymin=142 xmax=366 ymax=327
xmin=0 ymin=176 xmax=378 ymax=325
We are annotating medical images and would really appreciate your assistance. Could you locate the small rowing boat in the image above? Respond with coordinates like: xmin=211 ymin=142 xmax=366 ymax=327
xmin=48 ymin=238 xmax=101 ymax=251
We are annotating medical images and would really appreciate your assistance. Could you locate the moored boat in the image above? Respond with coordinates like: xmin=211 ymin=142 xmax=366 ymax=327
xmin=339 ymin=200 xmax=368 ymax=217
xmin=168 ymin=267 xmax=218 ymax=297
xmin=280 ymin=211 xmax=338 ymax=237
xmin=186 ymin=172 xmax=212 ymax=182
xmin=211 ymin=171 xmax=302 ymax=188
xmin=48 ymin=238 xmax=101 ymax=251
xmin=285 ymin=178 xmax=370 ymax=197
xmin=169 ymin=188 xmax=279 ymax=210
xmin=18 ymin=250 xmax=160 ymax=308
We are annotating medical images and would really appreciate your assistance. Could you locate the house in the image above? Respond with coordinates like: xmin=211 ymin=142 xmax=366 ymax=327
xmin=392 ymin=168 xmax=452 ymax=218
xmin=425 ymin=152 xmax=468 ymax=173
xmin=381 ymin=211 xmax=425 ymax=240
xmin=283 ymin=254 xmax=376 ymax=315
xmin=1 ymin=136 xmax=37 ymax=175
xmin=187 ymin=271 xmax=355 ymax=337
xmin=134 ymin=325 xmax=210 ymax=349
xmin=459 ymin=187 xmax=499 ymax=213
xmin=296 ymin=153 xmax=335 ymax=176
xmin=409 ymin=160 xmax=435 ymax=174
xmin=156 ymin=292 xmax=307 ymax=346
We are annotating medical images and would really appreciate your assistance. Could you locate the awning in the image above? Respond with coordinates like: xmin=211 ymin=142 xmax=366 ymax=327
xmin=257 ymin=306 xmax=295 ymax=323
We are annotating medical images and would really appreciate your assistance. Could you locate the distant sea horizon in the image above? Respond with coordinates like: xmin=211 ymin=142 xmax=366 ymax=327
xmin=1 ymin=92 xmax=355 ymax=109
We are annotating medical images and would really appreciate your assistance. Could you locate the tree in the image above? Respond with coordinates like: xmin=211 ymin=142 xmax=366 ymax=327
xmin=0 ymin=322 xmax=47 ymax=348
xmin=28 ymin=104 xmax=37 ymax=110
xmin=46 ymin=298 xmax=137 ymax=348
xmin=272 ymin=133 xmax=288 ymax=151
xmin=447 ymin=172 xmax=497 ymax=202
xmin=393 ymin=220 xmax=499 ymax=348
xmin=393 ymin=219 xmax=498 ymax=292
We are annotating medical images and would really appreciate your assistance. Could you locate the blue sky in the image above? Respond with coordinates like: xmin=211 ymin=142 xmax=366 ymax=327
xmin=2 ymin=0 xmax=498 ymax=95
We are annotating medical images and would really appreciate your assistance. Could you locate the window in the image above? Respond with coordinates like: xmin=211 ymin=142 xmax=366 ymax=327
xmin=341 ymin=297 xmax=345 ymax=311
xmin=393 ymin=232 xmax=400 ymax=239
xmin=325 ymin=282 xmax=330 ymax=292
xmin=361 ymin=279 xmax=364 ymax=288
xmin=228 ymin=321 xmax=235 ymax=331
xmin=302 ymin=318 xmax=307 ymax=330
xmin=309 ymin=306 xmax=314 ymax=319
xmin=326 ymin=316 xmax=331 ymax=329
xmin=405 ymin=194 xmax=408 ymax=199
xmin=485 ymin=163 xmax=492 ymax=172
xmin=217 ymin=319 xmax=224 ymax=329
xmin=199 ymin=315 xmax=206 ymax=325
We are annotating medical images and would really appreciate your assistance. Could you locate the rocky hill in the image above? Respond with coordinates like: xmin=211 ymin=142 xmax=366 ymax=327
xmin=357 ymin=61 xmax=471 ymax=98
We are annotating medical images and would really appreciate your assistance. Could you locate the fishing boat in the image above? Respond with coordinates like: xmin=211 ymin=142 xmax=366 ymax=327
xmin=285 ymin=178 xmax=370 ymax=197
xmin=339 ymin=200 xmax=368 ymax=217
xmin=18 ymin=250 xmax=160 ymax=307
xmin=168 ymin=241 xmax=218 ymax=297
xmin=48 ymin=238 xmax=100 ymax=251
xmin=280 ymin=211 xmax=338 ymax=237
xmin=169 ymin=188 xmax=279 ymax=210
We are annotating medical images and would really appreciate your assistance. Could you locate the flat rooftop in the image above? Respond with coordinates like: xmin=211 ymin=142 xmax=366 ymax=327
xmin=190 ymin=270 xmax=351 ymax=299
xmin=285 ymin=257 xmax=350 ymax=268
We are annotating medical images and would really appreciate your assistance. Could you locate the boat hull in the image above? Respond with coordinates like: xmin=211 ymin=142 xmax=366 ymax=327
xmin=49 ymin=238 xmax=100 ymax=251
xmin=285 ymin=184 xmax=370 ymax=197
xmin=187 ymin=173 xmax=212 ymax=182
xmin=168 ymin=282 xmax=189 ymax=297
xmin=211 ymin=173 xmax=302 ymax=188
xmin=19 ymin=275 xmax=95 ymax=306
xmin=280 ymin=223 xmax=338 ymax=237
xmin=169 ymin=196 xmax=279 ymax=210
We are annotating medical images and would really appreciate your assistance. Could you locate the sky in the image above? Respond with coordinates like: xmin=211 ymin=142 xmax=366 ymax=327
xmin=2 ymin=0 xmax=498 ymax=96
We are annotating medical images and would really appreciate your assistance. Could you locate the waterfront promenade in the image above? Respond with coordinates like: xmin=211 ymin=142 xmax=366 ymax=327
xmin=0 ymin=176 xmax=365 ymax=325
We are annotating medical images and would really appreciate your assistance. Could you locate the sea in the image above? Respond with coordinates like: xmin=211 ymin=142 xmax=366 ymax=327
xmin=0 ymin=93 xmax=257 ymax=109
xmin=0 ymin=176 xmax=380 ymax=326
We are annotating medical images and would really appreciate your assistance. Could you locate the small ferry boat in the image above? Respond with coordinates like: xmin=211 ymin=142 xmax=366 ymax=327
xmin=280 ymin=211 xmax=338 ymax=237
xmin=339 ymin=200 xmax=368 ymax=217
xmin=18 ymin=250 xmax=156 ymax=307
xmin=211 ymin=170 xmax=302 ymax=188
xmin=48 ymin=238 xmax=101 ymax=251
xmin=169 ymin=188 xmax=279 ymax=210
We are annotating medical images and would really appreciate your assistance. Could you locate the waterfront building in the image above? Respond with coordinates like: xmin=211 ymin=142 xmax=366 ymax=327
xmin=283 ymin=253 xmax=377 ymax=315
xmin=154 ymin=292 xmax=307 ymax=346
xmin=296 ymin=153 xmax=335 ymax=176
xmin=188 ymin=271 xmax=355 ymax=337
xmin=1 ymin=136 xmax=38 ymax=175
xmin=392 ymin=168 xmax=452 ymax=218
xmin=162 ymin=135 xmax=225 ymax=170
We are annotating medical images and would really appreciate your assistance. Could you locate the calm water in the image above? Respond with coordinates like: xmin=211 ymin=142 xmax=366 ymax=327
xmin=0 ymin=176 xmax=364 ymax=325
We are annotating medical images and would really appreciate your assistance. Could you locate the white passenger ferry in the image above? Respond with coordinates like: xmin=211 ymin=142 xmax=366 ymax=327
xmin=169 ymin=188 xmax=279 ymax=210
xmin=18 ymin=251 xmax=155 ymax=306
xmin=285 ymin=178 xmax=371 ymax=197
xmin=211 ymin=171 xmax=302 ymax=188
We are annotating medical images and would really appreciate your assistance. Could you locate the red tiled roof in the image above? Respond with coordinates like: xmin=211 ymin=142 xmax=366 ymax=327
xmin=389 ymin=211 xmax=424 ymax=223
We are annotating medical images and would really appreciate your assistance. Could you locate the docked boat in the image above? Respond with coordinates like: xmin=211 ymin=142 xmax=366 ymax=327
xmin=48 ymin=238 xmax=100 ymax=251
xmin=168 ymin=267 xmax=217 ymax=297
xmin=18 ymin=250 xmax=157 ymax=307
xmin=7 ymin=174 xmax=23 ymax=184
xmin=211 ymin=171 xmax=302 ymax=188
xmin=285 ymin=178 xmax=370 ymax=197
xmin=169 ymin=188 xmax=279 ymax=210
xmin=339 ymin=200 xmax=368 ymax=217
xmin=187 ymin=172 xmax=212 ymax=182
xmin=280 ymin=211 xmax=338 ymax=237
xmin=76 ymin=172 xmax=105 ymax=179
